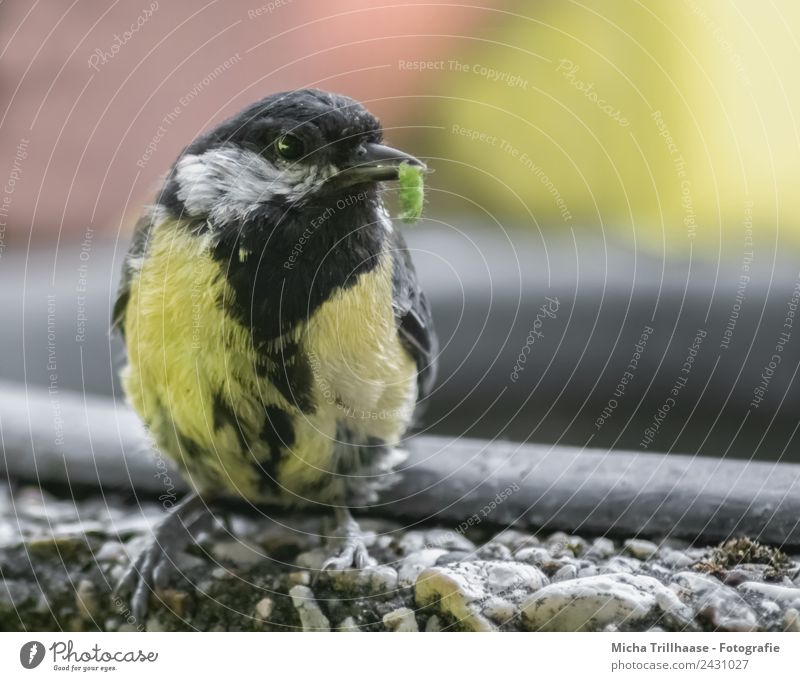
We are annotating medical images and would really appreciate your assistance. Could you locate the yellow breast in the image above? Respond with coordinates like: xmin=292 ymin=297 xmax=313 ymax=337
xmin=121 ymin=220 xmax=279 ymax=498
xmin=121 ymin=217 xmax=417 ymax=505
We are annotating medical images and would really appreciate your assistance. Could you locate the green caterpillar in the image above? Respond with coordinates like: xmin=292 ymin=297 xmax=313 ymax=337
xmin=398 ymin=162 xmax=424 ymax=223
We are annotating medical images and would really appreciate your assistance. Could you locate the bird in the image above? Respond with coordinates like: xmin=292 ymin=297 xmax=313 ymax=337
xmin=112 ymin=89 xmax=437 ymax=619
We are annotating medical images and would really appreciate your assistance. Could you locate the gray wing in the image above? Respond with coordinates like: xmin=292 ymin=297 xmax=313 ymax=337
xmin=112 ymin=212 xmax=154 ymax=339
xmin=389 ymin=230 xmax=438 ymax=401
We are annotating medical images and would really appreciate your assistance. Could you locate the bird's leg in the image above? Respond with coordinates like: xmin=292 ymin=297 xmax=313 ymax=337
xmin=321 ymin=506 xmax=377 ymax=571
xmin=114 ymin=491 xmax=212 ymax=622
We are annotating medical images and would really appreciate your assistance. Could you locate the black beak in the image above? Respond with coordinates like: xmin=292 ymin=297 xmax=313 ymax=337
xmin=333 ymin=143 xmax=427 ymax=187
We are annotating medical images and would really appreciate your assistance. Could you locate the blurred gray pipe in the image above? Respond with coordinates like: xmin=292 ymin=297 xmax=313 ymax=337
xmin=2 ymin=381 xmax=799 ymax=547
xmin=2 ymin=225 xmax=799 ymax=460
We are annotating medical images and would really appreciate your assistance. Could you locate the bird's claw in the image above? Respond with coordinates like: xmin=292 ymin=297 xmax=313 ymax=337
xmin=322 ymin=535 xmax=376 ymax=571
xmin=321 ymin=508 xmax=377 ymax=571
xmin=112 ymin=493 xmax=209 ymax=624
xmin=113 ymin=538 xmax=178 ymax=623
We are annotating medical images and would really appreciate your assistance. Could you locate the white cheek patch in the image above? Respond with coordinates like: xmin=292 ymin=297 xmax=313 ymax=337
xmin=175 ymin=146 xmax=335 ymax=223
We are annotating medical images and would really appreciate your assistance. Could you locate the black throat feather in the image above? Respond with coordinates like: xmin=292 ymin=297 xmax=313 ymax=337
xmin=164 ymin=185 xmax=388 ymax=350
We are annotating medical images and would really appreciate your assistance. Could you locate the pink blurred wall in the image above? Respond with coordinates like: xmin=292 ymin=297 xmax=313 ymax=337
xmin=0 ymin=0 xmax=490 ymax=244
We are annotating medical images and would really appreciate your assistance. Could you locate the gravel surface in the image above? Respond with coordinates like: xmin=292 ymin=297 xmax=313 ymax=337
xmin=2 ymin=484 xmax=799 ymax=632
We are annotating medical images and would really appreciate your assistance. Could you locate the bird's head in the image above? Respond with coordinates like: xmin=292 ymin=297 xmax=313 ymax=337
xmin=161 ymin=89 xmax=425 ymax=226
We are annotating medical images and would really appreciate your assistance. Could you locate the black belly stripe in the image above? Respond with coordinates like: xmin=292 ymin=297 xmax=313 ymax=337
xmin=212 ymin=391 xmax=249 ymax=451
xmin=264 ymin=341 xmax=315 ymax=414
xmin=256 ymin=405 xmax=295 ymax=489
xmin=333 ymin=425 xmax=388 ymax=475
xmin=176 ymin=431 xmax=204 ymax=460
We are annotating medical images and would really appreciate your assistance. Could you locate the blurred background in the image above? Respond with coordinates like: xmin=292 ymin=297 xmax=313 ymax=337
xmin=2 ymin=0 xmax=799 ymax=461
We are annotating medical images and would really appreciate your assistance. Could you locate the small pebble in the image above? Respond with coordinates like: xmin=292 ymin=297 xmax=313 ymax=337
xmin=399 ymin=548 xmax=449 ymax=586
xmin=585 ymin=537 xmax=616 ymax=561
xmin=482 ymin=596 xmax=516 ymax=623
xmin=553 ymin=564 xmax=579 ymax=582
xmin=397 ymin=529 xmax=474 ymax=554
xmin=159 ymin=589 xmax=192 ymax=618
xmin=738 ymin=582 xmax=800 ymax=609
xmin=659 ymin=548 xmax=694 ymax=570
xmin=435 ymin=550 xmax=471 ymax=565
xmin=288 ymin=570 xmax=311 ymax=586
xmin=289 ymin=585 xmax=330 ymax=632
xmin=383 ymin=607 xmax=419 ymax=632
xmin=546 ymin=532 xmax=572 ymax=557
xmin=425 ymin=615 xmax=443 ymax=632
xmin=295 ymin=548 xmax=327 ymax=571
xmin=95 ymin=541 xmax=127 ymax=563
xmin=522 ymin=573 xmax=689 ymax=632
xmin=783 ymin=608 xmax=800 ymax=632
xmin=624 ymin=539 xmax=659 ymax=561
xmin=75 ymin=579 xmax=98 ymax=619
xmin=671 ymin=572 xmax=757 ymax=632
xmin=254 ymin=597 xmax=274 ymax=620
xmin=601 ymin=556 xmax=642 ymax=574
xmin=514 ymin=547 xmax=551 ymax=566
xmin=475 ymin=543 xmax=513 ymax=561
xmin=492 ymin=530 xmax=539 ymax=551
xmin=337 ymin=616 xmax=360 ymax=632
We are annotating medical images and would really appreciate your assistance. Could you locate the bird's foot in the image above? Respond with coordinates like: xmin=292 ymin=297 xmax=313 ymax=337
xmin=322 ymin=507 xmax=377 ymax=571
xmin=113 ymin=493 xmax=211 ymax=623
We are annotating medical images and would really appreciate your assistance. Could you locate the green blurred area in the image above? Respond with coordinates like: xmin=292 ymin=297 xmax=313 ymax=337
xmin=412 ymin=0 xmax=800 ymax=253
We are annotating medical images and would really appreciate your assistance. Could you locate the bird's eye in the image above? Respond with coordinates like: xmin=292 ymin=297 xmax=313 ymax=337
xmin=274 ymin=134 xmax=305 ymax=161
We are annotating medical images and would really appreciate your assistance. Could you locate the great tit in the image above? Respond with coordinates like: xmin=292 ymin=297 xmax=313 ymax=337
xmin=113 ymin=89 xmax=437 ymax=619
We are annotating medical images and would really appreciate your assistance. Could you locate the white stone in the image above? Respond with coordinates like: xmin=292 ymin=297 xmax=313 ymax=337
xmin=415 ymin=561 xmax=547 ymax=632
xmin=254 ymin=597 xmax=274 ymax=620
xmin=75 ymin=579 xmax=98 ymax=619
xmin=738 ymin=582 xmax=800 ymax=609
xmin=514 ymin=547 xmax=551 ymax=565
xmin=295 ymin=548 xmax=327 ymax=571
xmin=482 ymin=596 xmax=517 ymax=623
xmin=415 ymin=564 xmax=495 ymax=632
xmin=337 ymin=616 xmax=360 ymax=632
xmin=398 ymin=548 xmax=448 ymax=587
xmin=95 ymin=541 xmax=127 ymax=563
xmin=783 ymin=608 xmax=800 ymax=632
xmin=383 ymin=607 xmax=419 ymax=632
xmin=289 ymin=585 xmax=330 ymax=631
xmin=659 ymin=548 xmax=694 ymax=569
xmin=486 ymin=562 xmax=548 ymax=595
xmin=585 ymin=537 xmax=616 ymax=560
xmin=491 ymin=529 xmax=539 ymax=550
xmin=553 ymin=564 xmax=579 ymax=582
xmin=397 ymin=529 xmax=475 ymax=554
xmin=425 ymin=615 xmax=443 ymax=631
xmin=671 ymin=572 xmax=757 ymax=631
xmin=288 ymin=571 xmax=311 ymax=586
xmin=600 ymin=556 xmax=641 ymax=574
xmin=476 ymin=543 xmax=513 ymax=561
xmin=522 ymin=573 xmax=688 ymax=632
xmin=624 ymin=539 xmax=659 ymax=560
